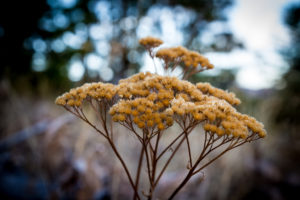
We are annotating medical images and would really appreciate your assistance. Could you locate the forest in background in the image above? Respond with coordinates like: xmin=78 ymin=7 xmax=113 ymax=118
xmin=0 ymin=0 xmax=299 ymax=199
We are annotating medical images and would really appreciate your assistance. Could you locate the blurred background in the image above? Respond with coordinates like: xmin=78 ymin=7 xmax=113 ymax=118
xmin=0 ymin=0 xmax=299 ymax=199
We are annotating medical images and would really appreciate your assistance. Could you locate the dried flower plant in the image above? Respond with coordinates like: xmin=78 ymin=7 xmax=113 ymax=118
xmin=56 ymin=37 xmax=266 ymax=199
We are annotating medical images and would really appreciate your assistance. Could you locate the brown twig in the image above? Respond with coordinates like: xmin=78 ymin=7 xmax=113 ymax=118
xmin=133 ymin=145 xmax=145 ymax=200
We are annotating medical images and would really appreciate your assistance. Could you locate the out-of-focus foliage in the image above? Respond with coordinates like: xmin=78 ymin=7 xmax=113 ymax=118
xmin=192 ymin=69 xmax=237 ymax=89
xmin=271 ymin=1 xmax=300 ymax=178
xmin=0 ymin=0 xmax=242 ymax=94
xmin=3 ymin=0 xmax=299 ymax=199
xmin=0 ymin=1 xmax=51 ymax=91
xmin=275 ymin=3 xmax=300 ymax=129
xmin=230 ymin=4 xmax=300 ymax=200
xmin=0 ymin=1 xmax=245 ymax=199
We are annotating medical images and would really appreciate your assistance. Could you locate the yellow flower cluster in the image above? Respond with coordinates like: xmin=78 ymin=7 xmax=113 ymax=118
xmin=109 ymin=98 xmax=173 ymax=130
xmin=116 ymin=72 xmax=205 ymax=103
xmin=155 ymin=46 xmax=214 ymax=69
xmin=219 ymin=114 xmax=266 ymax=138
xmin=196 ymin=83 xmax=241 ymax=105
xmin=155 ymin=46 xmax=188 ymax=62
xmin=139 ymin=36 xmax=163 ymax=49
xmin=171 ymin=96 xmax=266 ymax=138
xmin=55 ymin=82 xmax=116 ymax=107
xmin=113 ymin=72 xmax=265 ymax=137
xmin=56 ymin=72 xmax=266 ymax=138
xmin=182 ymin=50 xmax=214 ymax=69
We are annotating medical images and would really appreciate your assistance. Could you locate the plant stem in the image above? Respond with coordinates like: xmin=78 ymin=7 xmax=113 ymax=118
xmin=108 ymin=139 xmax=140 ymax=200
xmin=184 ymin=131 xmax=193 ymax=168
xmin=168 ymin=134 xmax=241 ymax=199
xmin=133 ymin=146 xmax=145 ymax=200
xmin=167 ymin=132 xmax=216 ymax=199
xmin=154 ymin=133 xmax=186 ymax=187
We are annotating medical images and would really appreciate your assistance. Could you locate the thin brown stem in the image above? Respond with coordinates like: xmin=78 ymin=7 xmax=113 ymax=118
xmin=66 ymin=106 xmax=107 ymax=138
xmin=89 ymin=99 xmax=105 ymax=126
xmin=148 ymin=132 xmax=161 ymax=198
xmin=156 ymin=131 xmax=186 ymax=161
xmin=167 ymin=132 xmax=219 ymax=199
xmin=192 ymin=140 xmax=241 ymax=175
xmin=127 ymin=117 xmax=143 ymax=142
xmin=67 ymin=105 xmax=140 ymax=199
xmin=168 ymin=134 xmax=257 ymax=199
xmin=133 ymin=146 xmax=145 ymax=200
xmin=154 ymin=127 xmax=195 ymax=187
xmin=184 ymin=131 xmax=193 ymax=168
xmin=110 ymin=116 xmax=114 ymax=141
xmin=108 ymin=138 xmax=140 ymax=199
xmin=143 ymin=134 xmax=152 ymax=189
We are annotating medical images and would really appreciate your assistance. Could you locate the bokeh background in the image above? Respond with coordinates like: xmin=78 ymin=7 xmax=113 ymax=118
xmin=0 ymin=0 xmax=299 ymax=199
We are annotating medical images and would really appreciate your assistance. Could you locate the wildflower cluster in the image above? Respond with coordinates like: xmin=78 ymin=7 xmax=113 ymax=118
xmin=139 ymin=37 xmax=213 ymax=79
xmin=56 ymin=71 xmax=266 ymax=139
xmin=139 ymin=36 xmax=163 ymax=49
xmin=55 ymin=82 xmax=116 ymax=107
xmin=156 ymin=47 xmax=213 ymax=70
xmin=55 ymin=36 xmax=266 ymax=200
xmin=170 ymin=95 xmax=266 ymax=138
xmin=139 ymin=36 xmax=163 ymax=58
xmin=110 ymin=98 xmax=173 ymax=130
xmin=196 ymin=82 xmax=241 ymax=105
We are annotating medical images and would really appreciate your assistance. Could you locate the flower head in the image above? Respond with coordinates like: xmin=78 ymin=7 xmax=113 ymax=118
xmin=55 ymin=36 xmax=266 ymax=199
xmin=139 ymin=36 xmax=163 ymax=49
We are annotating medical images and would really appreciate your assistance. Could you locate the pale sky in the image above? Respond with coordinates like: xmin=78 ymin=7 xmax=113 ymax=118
xmin=63 ymin=0 xmax=296 ymax=90
xmin=226 ymin=0 xmax=293 ymax=89
xmin=204 ymin=0 xmax=296 ymax=89
xmin=141 ymin=0 xmax=295 ymax=90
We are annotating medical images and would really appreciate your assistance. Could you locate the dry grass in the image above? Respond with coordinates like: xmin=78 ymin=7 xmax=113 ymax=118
xmin=0 ymin=92 xmax=280 ymax=200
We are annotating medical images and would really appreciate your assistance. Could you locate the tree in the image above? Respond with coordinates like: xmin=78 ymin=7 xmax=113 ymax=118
xmin=1 ymin=0 xmax=238 ymax=92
